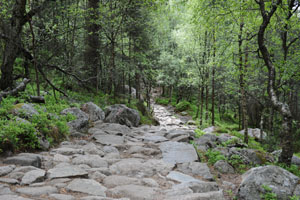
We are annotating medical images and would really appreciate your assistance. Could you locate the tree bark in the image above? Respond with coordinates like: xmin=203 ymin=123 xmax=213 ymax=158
xmin=256 ymin=0 xmax=294 ymax=165
xmin=0 ymin=0 xmax=26 ymax=90
xmin=84 ymin=0 xmax=100 ymax=87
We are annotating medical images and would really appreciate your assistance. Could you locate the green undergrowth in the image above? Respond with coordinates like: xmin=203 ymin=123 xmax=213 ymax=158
xmin=0 ymin=92 xmax=73 ymax=153
xmin=0 ymin=85 xmax=157 ymax=153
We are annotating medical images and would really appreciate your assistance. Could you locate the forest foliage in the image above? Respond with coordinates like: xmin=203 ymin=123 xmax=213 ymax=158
xmin=0 ymin=0 xmax=299 ymax=165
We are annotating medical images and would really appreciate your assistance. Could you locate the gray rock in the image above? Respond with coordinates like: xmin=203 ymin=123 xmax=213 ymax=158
xmin=53 ymin=154 xmax=70 ymax=163
xmin=202 ymin=126 xmax=217 ymax=134
xmin=217 ymin=134 xmax=241 ymax=144
xmin=103 ymin=175 xmax=139 ymax=188
xmin=103 ymin=146 xmax=119 ymax=154
xmin=0 ymin=195 xmax=33 ymax=200
xmin=66 ymin=179 xmax=107 ymax=196
xmin=37 ymin=137 xmax=50 ymax=150
xmin=93 ymin=123 xmax=131 ymax=135
xmin=81 ymin=196 xmax=129 ymax=200
xmin=93 ymin=135 xmax=124 ymax=145
xmin=166 ymin=190 xmax=225 ymax=200
xmin=16 ymin=186 xmax=57 ymax=196
xmin=12 ymin=166 xmax=38 ymax=173
xmin=107 ymin=184 xmax=157 ymax=200
xmin=239 ymin=128 xmax=267 ymax=140
xmin=214 ymin=160 xmax=235 ymax=174
xmin=293 ymin=184 xmax=300 ymax=197
xmin=142 ymin=178 xmax=159 ymax=187
xmin=229 ymin=148 xmax=266 ymax=165
xmin=171 ymin=135 xmax=190 ymax=143
xmin=0 ymin=178 xmax=19 ymax=184
xmin=21 ymin=169 xmax=45 ymax=185
xmin=7 ymin=171 xmax=24 ymax=180
xmin=177 ymin=162 xmax=214 ymax=181
xmin=110 ymin=159 xmax=174 ymax=177
xmin=0 ymin=165 xmax=16 ymax=176
xmin=61 ymin=107 xmax=89 ymax=130
xmin=127 ymin=146 xmax=160 ymax=156
xmin=141 ymin=135 xmax=168 ymax=143
xmin=82 ymin=143 xmax=104 ymax=156
xmin=72 ymin=155 xmax=108 ymax=168
xmin=3 ymin=153 xmax=41 ymax=168
xmin=12 ymin=103 xmax=39 ymax=118
xmin=167 ymin=171 xmax=200 ymax=183
xmin=0 ymin=183 xmax=13 ymax=195
xmin=194 ymin=134 xmax=218 ymax=151
xmin=172 ymin=181 xmax=219 ymax=193
xmin=165 ymin=129 xmax=191 ymax=139
xmin=47 ymin=164 xmax=88 ymax=179
xmin=159 ymin=141 xmax=198 ymax=164
xmin=125 ymin=85 xmax=137 ymax=98
xmin=104 ymin=104 xmax=140 ymax=127
xmin=81 ymin=102 xmax=105 ymax=122
xmin=49 ymin=194 xmax=75 ymax=200
xmin=52 ymin=147 xmax=84 ymax=155
xmin=237 ymin=165 xmax=299 ymax=200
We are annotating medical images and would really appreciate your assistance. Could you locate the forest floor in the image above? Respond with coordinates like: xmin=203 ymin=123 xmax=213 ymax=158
xmin=0 ymin=94 xmax=242 ymax=200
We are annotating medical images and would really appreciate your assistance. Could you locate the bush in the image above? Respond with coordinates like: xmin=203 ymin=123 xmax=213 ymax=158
xmin=205 ymin=149 xmax=226 ymax=165
xmin=175 ymin=100 xmax=190 ymax=112
xmin=155 ymin=98 xmax=169 ymax=106
xmin=0 ymin=119 xmax=39 ymax=152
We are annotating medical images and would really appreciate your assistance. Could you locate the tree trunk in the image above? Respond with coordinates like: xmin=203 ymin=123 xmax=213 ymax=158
xmin=84 ymin=0 xmax=100 ymax=87
xmin=0 ymin=0 xmax=27 ymax=90
xmin=200 ymin=85 xmax=204 ymax=125
xmin=257 ymin=0 xmax=293 ymax=165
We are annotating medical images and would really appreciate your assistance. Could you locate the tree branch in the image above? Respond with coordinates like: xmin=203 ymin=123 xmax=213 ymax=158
xmin=0 ymin=78 xmax=31 ymax=102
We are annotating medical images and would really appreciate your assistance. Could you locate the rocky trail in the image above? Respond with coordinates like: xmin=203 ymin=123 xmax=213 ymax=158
xmin=1 ymin=99 xmax=300 ymax=200
xmin=0 ymin=99 xmax=229 ymax=200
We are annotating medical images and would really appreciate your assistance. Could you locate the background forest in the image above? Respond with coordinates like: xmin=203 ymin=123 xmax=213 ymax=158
xmin=0 ymin=0 xmax=300 ymax=167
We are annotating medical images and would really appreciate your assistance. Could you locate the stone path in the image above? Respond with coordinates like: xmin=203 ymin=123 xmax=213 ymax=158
xmin=0 ymin=103 xmax=226 ymax=200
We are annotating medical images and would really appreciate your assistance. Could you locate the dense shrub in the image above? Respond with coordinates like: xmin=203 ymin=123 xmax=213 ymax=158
xmin=175 ymin=100 xmax=190 ymax=112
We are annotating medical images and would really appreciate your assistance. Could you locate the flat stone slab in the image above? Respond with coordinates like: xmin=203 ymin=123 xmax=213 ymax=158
xmin=159 ymin=141 xmax=198 ymax=164
xmin=52 ymin=147 xmax=84 ymax=155
xmin=3 ymin=153 xmax=41 ymax=168
xmin=66 ymin=179 xmax=106 ymax=196
xmin=0 ymin=165 xmax=16 ymax=176
xmin=177 ymin=162 xmax=214 ymax=181
xmin=93 ymin=135 xmax=124 ymax=145
xmin=167 ymin=171 xmax=200 ymax=183
xmin=16 ymin=186 xmax=57 ymax=196
xmin=49 ymin=194 xmax=75 ymax=200
xmin=21 ymin=169 xmax=45 ymax=185
xmin=141 ymin=135 xmax=168 ymax=143
xmin=72 ymin=155 xmax=108 ymax=168
xmin=107 ymin=184 xmax=157 ymax=200
xmin=0 ymin=178 xmax=19 ymax=184
xmin=165 ymin=191 xmax=225 ymax=200
xmin=47 ymin=164 xmax=88 ymax=179
xmin=0 ymin=183 xmax=13 ymax=195
xmin=0 ymin=195 xmax=33 ymax=200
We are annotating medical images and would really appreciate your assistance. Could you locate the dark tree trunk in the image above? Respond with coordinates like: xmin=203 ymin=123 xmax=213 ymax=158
xmin=84 ymin=0 xmax=100 ymax=87
xmin=257 ymin=0 xmax=294 ymax=166
xmin=200 ymin=85 xmax=204 ymax=125
xmin=0 ymin=0 xmax=26 ymax=90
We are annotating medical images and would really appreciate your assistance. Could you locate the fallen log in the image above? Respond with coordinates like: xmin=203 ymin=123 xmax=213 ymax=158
xmin=0 ymin=78 xmax=31 ymax=102
xmin=29 ymin=95 xmax=45 ymax=103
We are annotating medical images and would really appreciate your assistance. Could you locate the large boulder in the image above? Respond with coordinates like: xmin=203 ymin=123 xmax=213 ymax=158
xmin=12 ymin=103 xmax=39 ymax=118
xmin=81 ymin=102 xmax=105 ymax=122
xmin=237 ymin=165 xmax=299 ymax=200
xmin=61 ymin=107 xmax=89 ymax=131
xmin=124 ymin=85 xmax=137 ymax=98
xmin=104 ymin=104 xmax=140 ymax=127
xmin=239 ymin=128 xmax=267 ymax=140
